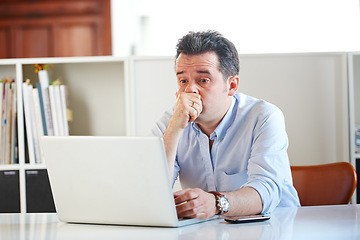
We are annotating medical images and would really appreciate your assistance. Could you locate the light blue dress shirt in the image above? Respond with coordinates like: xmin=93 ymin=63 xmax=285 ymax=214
xmin=151 ymin=93 xmax=300 ymax=214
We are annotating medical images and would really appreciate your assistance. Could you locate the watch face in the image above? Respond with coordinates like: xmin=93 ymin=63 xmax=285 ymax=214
xmin=218 ymin=195 xmax=230 ymax=212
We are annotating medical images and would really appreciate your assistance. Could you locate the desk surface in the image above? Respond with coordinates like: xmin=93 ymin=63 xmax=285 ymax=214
xmin=0 ymin=204 xmax=359 ymax=240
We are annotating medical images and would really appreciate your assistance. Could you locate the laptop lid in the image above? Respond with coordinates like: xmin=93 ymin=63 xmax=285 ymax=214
xmin=42 ymin=136 xmax=186 ymax=227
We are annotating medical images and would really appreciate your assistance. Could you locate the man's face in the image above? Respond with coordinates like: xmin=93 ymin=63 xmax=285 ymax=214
xmin=175 ymin=51 xmax=233 ymax=126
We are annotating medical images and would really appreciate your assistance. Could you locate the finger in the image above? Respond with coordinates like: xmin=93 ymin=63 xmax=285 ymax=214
xmin=176 ymin=200 xmax=209 ymax=219
xmin=188 ymin=101 xmax=202 ymax=122
xmin=178 ymin=208 xmax=207 ymax=219
xmin=191 ymin=101 xmax=202 ymax=115
xmin=176 ymin=198 xmax=199 ymax=216
xmin=190 ymin=95 xmax=202 ymax=106
xmin=176 ymin=190 xmax=217 ymax=219
xmin=174 ymin=189 xmax=198 ymax=205
xmin=176 ymin=92 xmax=201 ymax=111
xmin=171 ymin=97 xmax=196 ymax=128
xmin=173 ymin=189 xmax=189 ymax=198
xmin=188 ymin=107 xmax=199 ymax=123
xmin=174 ymin=92 xmax=202 ymax=123
xmin=176 ymin=198 xmax=197 ymax=212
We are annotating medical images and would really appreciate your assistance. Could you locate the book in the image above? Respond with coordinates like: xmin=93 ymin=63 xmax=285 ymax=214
xmin=27 ymin=84 xmax=41 ymax=164
xmin=0 ymin=82 xmax=3 ymax=164
xmin=10 ymin=82 xmax=18 ymax=164
xmin=21 ymin=69 xmax=71 ymax=164
xmin=54 ymin=85 xmax=64 ymax=136
xmin=1 ymin=82 xmax=10 ymax=164
xmin=36 ymin=82 xmax=47 ymax=136
xmin=0 ymin=79 xmax=18 ymax=165
xmin=37 ymin=69 xmax=70 ymax=137
xmin=32 ymin=88 xmax=45 ymax=163
xmin=38 ymin=70 xmax=54 ymax=136
xmin=22 ymin=82 xmax=36 ymax=164
xmin=4 ymin=82 xmax=13 ymax=164
xmin=60 ymin=85 xmax=69 ymax=136
xmin=48 ymin=85 xmax=59 ymax=136
xmin=1 ymin=81 xmax=17 ymax=164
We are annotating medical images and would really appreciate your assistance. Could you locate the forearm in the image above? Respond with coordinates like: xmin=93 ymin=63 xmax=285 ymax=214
xmin=163 ymin=92 xmax=202 ymax=184
xmin=162 ymin=124 xmax=183 ymax=183
xmin=223 ymin=187 xmax=263 ymax=217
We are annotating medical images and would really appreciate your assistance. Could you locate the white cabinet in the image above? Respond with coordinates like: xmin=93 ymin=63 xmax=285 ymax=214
xmin=348 ymin=53 xmax=360 ymax=161
xmin=347 ymin=52 xmax=360 ymax=204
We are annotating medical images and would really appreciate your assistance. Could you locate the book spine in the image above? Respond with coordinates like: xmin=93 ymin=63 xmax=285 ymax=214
xmin=27 ymin=84 xmax=41 ymax=164
xmin=10 ymin=82 xmax=17 ymax=164
xmin=32 ymin=88 xmax=45 ymax=164
xmin=60 ymin=85 xmax=69 ymax=136
xmin=5 ymin=82 xmax=13 ymax=164
xmin=38 ymin=70 xmax=54 ymax=136
xmin=2 ymin=83 xmax=10 ymax=164
xmin=22 ymin=82 xmax=35 ymax=164
xmin=0 ymin=82 xmax=4 ymax=164
xmin=54 ymin=85 xmax=64 ymax=136
xmin=48 ymin=85 xmax=59 ymax=136
xmin=36 ymin=82 xmax=47 ymax=136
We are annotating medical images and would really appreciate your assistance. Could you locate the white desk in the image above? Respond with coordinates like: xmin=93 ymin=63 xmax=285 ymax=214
xmin=0 ymin=204 xmax=359 ymax=240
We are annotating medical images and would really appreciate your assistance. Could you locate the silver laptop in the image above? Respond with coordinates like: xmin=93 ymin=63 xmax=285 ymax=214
xmin=41 ymin=136 xmax=216 ymax=227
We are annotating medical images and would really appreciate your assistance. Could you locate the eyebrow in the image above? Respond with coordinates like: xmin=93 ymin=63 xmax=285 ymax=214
xmin=198 ymin=70 xmax=211 ymax=75
xmin=176 ymin=70 xmax=211 ymax=75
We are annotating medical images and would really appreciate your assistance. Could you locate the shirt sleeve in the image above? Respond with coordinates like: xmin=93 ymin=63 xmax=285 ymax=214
xmin=241 ymin=102 xmax=291 ymax=214
xmin=150 ymin=108 xmax=173 ymax=137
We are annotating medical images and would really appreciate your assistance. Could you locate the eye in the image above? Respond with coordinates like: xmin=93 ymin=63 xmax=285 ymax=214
xmin=179 ymin=79 xmax=187 ymax=84
xmin=197 ymin=78 xmax=209 ymax=85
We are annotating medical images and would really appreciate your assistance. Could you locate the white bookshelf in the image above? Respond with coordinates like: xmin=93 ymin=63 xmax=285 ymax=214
xmin=0 ymin=56 xmax=132 ymax=213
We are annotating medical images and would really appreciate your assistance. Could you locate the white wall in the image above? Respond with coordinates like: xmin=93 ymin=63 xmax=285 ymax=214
xmin=111 ymin=1 xmax=356 ymax=166
xmin=111 ymin=0 xmax=360 ymax=56
xmin=239 ymin=53 xmax=348 ymax=166
xmin=131 ymin=54 xmax=349 ymax=166
xmin=110 ymin=0 xmax=137 ymax=56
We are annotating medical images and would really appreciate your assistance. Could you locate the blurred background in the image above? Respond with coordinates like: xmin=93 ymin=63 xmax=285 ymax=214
xmin=0 ymin=0 xmax=359 ymax=58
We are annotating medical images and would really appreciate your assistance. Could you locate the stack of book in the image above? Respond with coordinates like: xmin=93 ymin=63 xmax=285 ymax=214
xmin=23 ymin=68 xmax=70 ymax=164
xmin=0 ymin=78 xmax=18 ymax=165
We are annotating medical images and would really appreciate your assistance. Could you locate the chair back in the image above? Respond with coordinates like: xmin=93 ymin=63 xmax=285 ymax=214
xmin=291 ymin=162 xmax=357 ymax=206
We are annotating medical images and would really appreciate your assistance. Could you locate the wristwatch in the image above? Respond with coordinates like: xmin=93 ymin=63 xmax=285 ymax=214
xmin=209 ymin=191 xmax=229 ymax=215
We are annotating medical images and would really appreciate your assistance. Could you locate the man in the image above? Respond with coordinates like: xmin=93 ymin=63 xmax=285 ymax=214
xmin=152 ymin=30 xmax=300 ymax=219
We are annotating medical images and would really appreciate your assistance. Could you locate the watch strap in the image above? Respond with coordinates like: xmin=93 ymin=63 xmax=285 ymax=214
xmin=209 ymin=191 xmax=229 ymax=215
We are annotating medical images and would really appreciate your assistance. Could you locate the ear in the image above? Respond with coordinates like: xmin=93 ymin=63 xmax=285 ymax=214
xmin=227 ymin=75 xmax=239 ymax=96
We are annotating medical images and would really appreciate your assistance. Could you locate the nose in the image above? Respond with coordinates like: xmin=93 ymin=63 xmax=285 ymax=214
xmin=184 ymin=80 xmax=199 ymax=94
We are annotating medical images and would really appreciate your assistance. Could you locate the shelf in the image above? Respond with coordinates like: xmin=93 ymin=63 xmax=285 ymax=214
xmin=0 ymin=56 xmax=132 ymax=213
xmin=0 ymin=164 xmax=20 ymax=171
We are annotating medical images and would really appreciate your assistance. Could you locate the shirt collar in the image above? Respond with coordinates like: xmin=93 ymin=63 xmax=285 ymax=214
xmin=212 ymin=96 xmax=237 ymax=141
xmin=191 ymin=96 xmax=237 ymax=141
